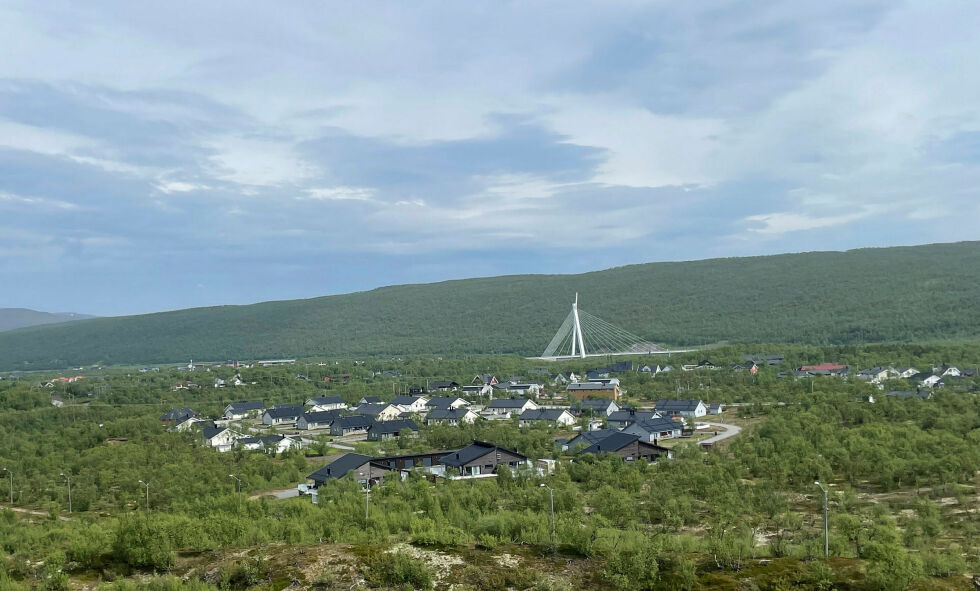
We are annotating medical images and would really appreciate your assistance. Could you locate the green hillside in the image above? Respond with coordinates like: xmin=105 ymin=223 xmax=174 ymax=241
xmin=0 ymin=308 xmax=95 ymax=332
xmin=1 ymin=241 xmax=978 ymax=370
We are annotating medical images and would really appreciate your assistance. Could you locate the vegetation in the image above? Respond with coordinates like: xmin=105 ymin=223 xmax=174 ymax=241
xmin=0 ymin=344 xmax=977 ymax=589
xmin=0 ymin=241 xmax=978 ymax=370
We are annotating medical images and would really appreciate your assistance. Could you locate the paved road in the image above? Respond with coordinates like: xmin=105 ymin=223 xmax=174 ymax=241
xmin=699 ymin=422 xmax=742 ymax=445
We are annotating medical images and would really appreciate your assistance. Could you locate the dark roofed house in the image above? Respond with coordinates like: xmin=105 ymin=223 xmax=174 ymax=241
xmin=486 ymin=397 xmax=538 ymax=416
xmin=223 ymin=401 xmax=265 ymax=420
xmin=367 ymin=419 xmax=419 ymax=441
xmin=297 ymin=410 xmax=344 ymax=430
xmin=655 ymin=399 xmax=707 ymax=418
xmin=604 ymin=361 xmax=634 ymax=373
xmin=576 ymin=399 xmax=620 ymax=417
xmin=330 ymin=415 xmax=374 ymax=436
xmin=425 ymin=407 xmax=478 ymax=426
xmin=622 ymin=416 xmax=684 ymax=442
xmin=606 ymin=409 xmax=658 ymax=429
xmin=359 ymin=396 xmax=383 ymax=404
xmin=563 ymin=428 xmax=619 ymax=451
xmin=518 ymin=408 xmax=577 ymax=427
xmin=426 ymin=396 xmax=469 ymax=410
xmin=160 ymin=408 xmax=200 ymax=425
xmin=744 ymin=354 xmax=784 ymax=366
xmin=391 ymin=395 xmax=428 ymax=413
xmin=306 ymin=396 xmax=347 ymax=411
xmin=428 ymin=381 xmax=460 ymax=391
xmin=262 ymin=404 xmax=303 ymax=425
xmin=576 ymin=431 xmax=671 ymax=462
xmin=439 ymin=441 xmax=528 ymax=477
xmin=307 ymin=453 xmax=390 ymax=487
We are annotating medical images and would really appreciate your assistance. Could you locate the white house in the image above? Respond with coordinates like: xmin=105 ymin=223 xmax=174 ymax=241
xmin=425 ymin=397 xmax=469 ymax=410
xmin=425 ymin=408 xmax=479 ymax=426
xmin=354 ymin=403 xmax=403 ymax=422
xmin=485 ymin=398 xmax=539 ymax=417
xmin=203 ymin=425 xmax=239 ymax=453
xmin=297 ymin=410 xmax=342 ymax=430
xmin=518 ymin=408 xmax=577 ymax=428
xmin=921 ymin=375 xmax=944 ymax=388
xmin=262 ymin=404 xmax=304 ymax=425
xmin=461 ymin=384 xmax=493 ymax=398
xmin=391 ymin=395 xmax=429 ymax=414
xmin=655 ymin=399 xmax=707 ymax=418
xmin=223 ymin=401 xmax=265 ymax=420
xmin=305 ymin=396 xmax=348 ymax=412
xmin=896 ymin=367 xmax=920 ymax=379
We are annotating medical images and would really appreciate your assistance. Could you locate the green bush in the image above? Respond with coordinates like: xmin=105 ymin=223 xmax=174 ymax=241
xmin=362 ymin=550 xmax=433 ymax=590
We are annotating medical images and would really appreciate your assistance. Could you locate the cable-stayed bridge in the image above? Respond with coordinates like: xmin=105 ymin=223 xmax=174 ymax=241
xmin=538 ymin=294 xmax=672 ymax=360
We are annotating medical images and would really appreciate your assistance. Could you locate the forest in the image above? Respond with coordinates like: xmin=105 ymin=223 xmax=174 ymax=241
xmin=0 ymin=342 xmax=978 ymax=590
xmin=0 ymin=241 xmax=977 ymax=371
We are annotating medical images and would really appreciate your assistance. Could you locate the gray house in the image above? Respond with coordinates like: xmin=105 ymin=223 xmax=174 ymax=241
xmin=307 ymin=453 xmax=390 ymax=487
xmin=223 ymin=401 xmax=265 ymax=420
xmin=262 ymin=404 xmax=304 ymax=425
xmin=622 ymin=417 xmax=683 ymax=442
xmin=439 ymin=441 xmax=528 ymax=477
xmin=654 ymin=399 xmax=707 ymax=418
xmin=366 ymin=419 xmax=419 ymax=441
xmin=330 ymin=415 xmax=374 ymax=436
xmin=606 ymin=409 xmax=659 ymax=429
xmin=297 ymin=410 xmax=343 ymax=430
xmin=576 ymin=399 xmax=620 ymax=417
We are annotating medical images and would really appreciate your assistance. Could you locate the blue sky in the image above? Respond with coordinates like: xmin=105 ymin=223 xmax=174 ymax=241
xmin=1 ymin=1 xmax=978 ymax=316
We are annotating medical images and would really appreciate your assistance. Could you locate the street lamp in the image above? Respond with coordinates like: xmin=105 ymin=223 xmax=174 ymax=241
xmin=2 ymin=468 xmax=11 ymax=505
xmin=228 ymin=474 xmax=242 ymax=510
xmin=138 ymin=480 xmax=150 ymax=511
xmin=814 ymin=481 xmax=829 ymax=557
xmin=60 ymin=472 xmax=72 ymax=514
xmin=539 ymin=484 xmax=555 ymax=551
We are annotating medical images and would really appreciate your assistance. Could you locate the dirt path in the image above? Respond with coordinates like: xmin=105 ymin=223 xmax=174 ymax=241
xmin=1 ymin=504 xmax=71 ymax=521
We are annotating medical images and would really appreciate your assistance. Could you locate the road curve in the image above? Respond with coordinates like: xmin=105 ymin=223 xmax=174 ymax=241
xmin=699 ymin=422 xmax=742 ymax=445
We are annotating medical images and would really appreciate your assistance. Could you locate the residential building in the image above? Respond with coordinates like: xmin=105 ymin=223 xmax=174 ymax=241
xmin=425 ymin=408 xmax=479 ymax=426
xmin=330 ymin=415 xmax=374 ymax=436
xmin=297 ymin=410 xmax=343 ymax=430
xmin=621 ymin=417 xmax=684 ymax=442
xmin=202 ymin=424 xmax=239 ymax=452
xmin=563 ymin=428 xmax=619 ymax=452
xmin=606 ymin=409 xmax=658 ymax=430
xmin=439 ymin=441 xmax=528 ymax=477
xmin=518 ymin=408 xmax=577 ymax=428
xmin=575 ymin=432 xmax=672 ymax=462
xmin=485 ymin=397 xmax=539 ymax=417
xmin=391 ymin=395 xmax=429 ymax=414
xmin=305 ymin=396 xmax=348 ymax=412
xmin=655 ymin=399 xmax=707 ymax=418
xmin=428 ymin=381 xmax=460 ymax=391
xmin=353 ymin=403 xmax=403 ymax=421
xmin=566 ymin=379 xmax=621 ymax=401
xmin=223 ymin=401 xmax=265 ymax=420
xmin=307 ymin=453 xmax=389 ymax=487
xmin=367 ymin=419 xmax=419 ymax=441
xmin=576 ymin=399 xmax=620 ymax=417
xmin=425 ymin=396 xmax=469 ymax=410
xmin=262 ymin=404 xmax=304 ymax=425
xmin=160 ymin=408 xmax=200 ymax=425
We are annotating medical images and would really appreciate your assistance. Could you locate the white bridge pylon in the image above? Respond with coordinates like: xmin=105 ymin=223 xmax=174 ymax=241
xmin=540 ymin=294 xmax=668 ymax=359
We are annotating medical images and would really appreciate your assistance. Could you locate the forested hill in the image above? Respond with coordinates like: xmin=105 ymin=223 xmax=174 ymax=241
xmin=1 ymin=241 xmax=978 ymax=370
xmin=0 ymin=308 xmax=95 ymax=332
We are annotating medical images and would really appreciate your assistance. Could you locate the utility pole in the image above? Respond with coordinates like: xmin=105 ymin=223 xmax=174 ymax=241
xmin=229 ymin=474 xmax=243 ymax=510
xmin=814 ymin=481 xmax=829 ymax=557
xmin=138 ymin=480 xmax=150 ymax=510
xmin=539 ymin=484 xmax=555 ymax=552
xmin=365 ymin=464 xmax=371 ymax=521
xmin=2 ymin=468 xmax=11 ymax=505
xmin=60 ymin=472 xmax=72 ymax=514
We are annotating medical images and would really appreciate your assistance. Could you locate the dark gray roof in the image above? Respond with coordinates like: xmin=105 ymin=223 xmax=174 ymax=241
xmin=426 ymin=396 xmax=466 ymax=409
xmin=307 ymin=396 xmax=344 ymax=406
xmin=391 ymin=395 xmax=424 ymax=405
xmin=440 ymin=441 xmax=527 ymax=468
xmin=202 ymin=424 xmax=226 ymax=440
xmin=566 ymin=428 xmax=618 ymax=448
xmin=368 ymin=419 xmax=418 ymax=435
xmin=629 ymin=417 xmax=683 ymax=434
xmin=607 ymin=410 xmax=657 ymax=423
xmin=579 ymin=399 xmax=617 ymax=410
xmin=428 ymin=381 xmax=459 ymax=389
xmin=519 ymin=409 xmax=571 ymax=421
xmin=264 ymin=404 xmax=303 ymax=419
xmin=426 ymin=408 xmax=472 ymax=420
xmin=160 ymin=408 xmax=199 ymax=421
xmin=225 ymin=401 xmax=264 ymax=413
xmin=354 ymin=403 xmax=389 ymax=416
xmin=301 ymin=410 xmax=343 ymax=424
xmin=578 ymin=432 xmax=641 ymax=454
xmin=360 ymin=396 xmax=383 ymax=403
xmin=333 ymin=415 xmax=374 ymax=429
xmin=655 ymin=399 xmax=703 ymax=412
xmin=307 ymin=453 xmax=377 ymax=482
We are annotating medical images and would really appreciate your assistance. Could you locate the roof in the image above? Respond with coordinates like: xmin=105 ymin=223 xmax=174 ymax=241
xmin=202 ymin=424 xmax=227 ymax=440
xmin=307 ymin=453 xmax=377 ymax=482
xmin=391 ymin=395 xmax=425 ymax=405
xmin=567 ymin=382 xmax=616 ymax=390
xmin=799 ymin=363 xmax=847 ymax=371
xmin=264 ymin=404 xmax=303 ymax=419
xmin=440 ymin=441 xmax=527 ymax=468
xmin=655 ymin=399 xmax=704 ymax=412
xmin=519 ymin=409 xmax=572 ymax=421
xmin=629 ymin=417 xmax=683 ymax=434
xmin=487 ymin=398 xmax=532 ymax=408
xmin=160 ymin=407 xmax=199 ymax=421
xmin=225 ymin=401 xmax=264 ymax=413
xmin=354 ymin=403 xmax=392 ymax=416
xmin=360 ymin=396 xmax=383 ymax=403
xmin=300 ymin=410 xmax=343 ymax=424
xmin=333 ymin=415 xmax=374 ymax=429
xmin=578 ymin=432 xmax=642 ymax=454
xmin=426 ymin=408 xmax=474 ymax=420
xmin=307 ymin=396 xmax=344 ymax=406
xmin=579 ymin=399 xmax=617 ymax=410
xmin=566 ymin=428 xmax=619 ymax=448
xmin=607 ymin=410 xmax=657 ymax=423
xmin=426 ymin=396 xmax=466 ymax=409
xmin=428 ymin=381 xmax=459 ymax=389
xmin=368 ymin=419 xmax=418 ymax=435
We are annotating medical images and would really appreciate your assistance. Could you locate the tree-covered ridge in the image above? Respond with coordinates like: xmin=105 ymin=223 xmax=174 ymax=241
xmin=0 ymin=241 xmax=977 ymax=371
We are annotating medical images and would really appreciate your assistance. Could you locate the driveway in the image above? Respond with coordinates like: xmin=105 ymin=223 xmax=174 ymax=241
xmin=699 ymin=422 xmax=742 ymax=445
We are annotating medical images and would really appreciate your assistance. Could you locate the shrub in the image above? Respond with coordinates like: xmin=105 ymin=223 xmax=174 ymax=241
xmin=362 ymin=550 xmax=433 ymax=590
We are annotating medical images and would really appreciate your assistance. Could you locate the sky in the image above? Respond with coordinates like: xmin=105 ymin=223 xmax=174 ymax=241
xmin=1 ymin=1 xmax=978 ymax=316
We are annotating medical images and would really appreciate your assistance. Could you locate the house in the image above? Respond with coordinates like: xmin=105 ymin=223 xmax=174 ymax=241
xmin=708 ymin=403 xmax=724 ymax=415
xmin=606 ymin=409 xmax=658 ymax=429
xmin=960 ymin=368 xmax=979 ymax=378
xmin=235 ymin=434 xmax=300 ymax=453
xmin=655 ymin=399 xmax=707 ymax=418
xmin=895 ymin=367 xmax=920 ymax=379
xmin=682 ymin=360 xmax=716 ymax=371
xmin=461 ymin=384 xmax=494 ymax=398
xmin=358 ymin=396 xmax=383 ymax=404
xmin=307 ymin=453 xmax=390 ymax=487
xmin=732 ymin=362 xmax=759 ymax=374
xmin=604 ymin=361 xmax=634 ymax=373
xmin=857 ymin=367 xmax=898 ymax=384
xmin=552 ymin=372 xmax=580 ymax=385
xmin=367 ymin=419 xmax=419 ymax=441
xmin=473 ymin=374 xmax=498 ymax=385
xmin=223 ymin=401 xmax=265 ymax=420
xmin=391 ymin=395 xmax=429 ymax=414
xmin=575 ymin=399 xmax=620 ymax=417
xmin=262 ymin=404 xmax=304 ymax=425
xmin=798 ymin=363 xmax=849 ymax=376
xmin=202 ymin=424 xmax=239 ymax=452
xmin=586 ymin=369 xmax=610 ymax=380
xmin=330 ymin=415 xmax=374 ymax=436
xmin=920 ymin=375 xmax=944 ymax=388
xmin=425 ymin=407 xmax=479 ymax=426
xmin=744 ymin=354 xmax=784 ymax=366
xmin=160 ymin=408 xmax=200 ymax=425
xmin=622 ymin=417 xmax=684 ymax=442
xmin=171 ymin=381 xmax=200 ymax=391
xmin=518 ymin=408 xmax=577 ymax=428
xmin=428 ymin=381 xmax=460 ymax=391
xmin=425 ymin=396 xmax=469 ymax=410
xmin=638 ymin=365 xmax=662 ymax=375
xmin=353 ymin=403 xmax=403 ymax=422
xmin=172 ymin=415 xmax=206 ymax=432
xmin=567 ymin=379 xmax=621 ymax=401
xmin=575 ymin=432 xmax=671 ymax=462
xmin=934 ymin=365 xmax=960 ymax=377
xmin=563 ymin=429 xmax=619 ymax=452
xmin=305 ymin=396 xmax=348 ymax=412
xmin=297 ymin=410 xmax=343 ymax=430
xmin=439 ymin=441 xmax=528 ymax=477
xmin=493 ymin=383 xmax=543 ymax=396
xmin=485 ymin=398 xmax=539 ymax=417
xmin=213 ymin=377 xmax=226 ymax=388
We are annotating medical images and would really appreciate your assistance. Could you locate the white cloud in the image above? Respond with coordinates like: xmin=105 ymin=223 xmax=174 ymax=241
xmin=205 ymin=136 xmax=318 ymax=186
xmin=0 ymin=118 xmax=93 ymax=156
xmin=0 ymin=190 xmax=80 ymax=211
xmin=156 ymin=180 xmax=208 ymax=194
xmin=744 ymin=210 xmax=873 ymax=235
xmin=303 ymin=186 xmax=375 ymax=201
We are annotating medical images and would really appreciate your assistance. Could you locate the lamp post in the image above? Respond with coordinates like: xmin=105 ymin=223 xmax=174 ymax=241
xmin=60 ymin=472 xmax=72 ymax=514
xmin=229 ymin=474 xmax=242 ymax=510
xmin=539 ymin=484 xmax=555 ymax=551
xmin=814 ymin=481 xmax=829 ymax=557
xmin=138 ymin=480 xmax=150 ymax=511
xmin=365 ymin=464 xmax=371 ymax=522
xmin=2 ymin=468 xmax=11 ymax=505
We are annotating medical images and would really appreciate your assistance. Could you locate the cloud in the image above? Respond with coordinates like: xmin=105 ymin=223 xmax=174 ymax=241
xmin=303 ymin=186 xmax=375 ymax=201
